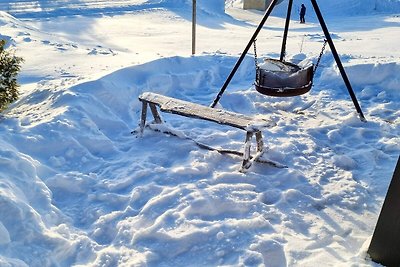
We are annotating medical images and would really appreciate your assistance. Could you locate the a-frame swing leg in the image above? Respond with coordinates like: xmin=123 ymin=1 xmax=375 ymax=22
xmin=280 ymin=0 xmax=293 ymax=61
xmin=310 ymin=0 xmax=366 ymax=122
xmin=210 ymin=0 xmax=280 ymax=108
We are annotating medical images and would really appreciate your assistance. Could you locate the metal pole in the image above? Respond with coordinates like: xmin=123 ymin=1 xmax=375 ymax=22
xmin=211 ymin=0 xmax=279 ymax=108
xmin=280 ymin=0 xmax=293 ymax=61
xmin=192 ymin=0 xmax=196 ymax=55
xmin=310 ymin=0 xmax=366 ymax=121
xmin=368 ymin=156 xmax=400 ymax=266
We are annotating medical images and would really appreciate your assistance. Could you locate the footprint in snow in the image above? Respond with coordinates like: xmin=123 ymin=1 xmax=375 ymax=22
xmin=87 ymin=47 xmax=116 ymax=56
xmin=259 ymin=189 xmax=282 ymax=205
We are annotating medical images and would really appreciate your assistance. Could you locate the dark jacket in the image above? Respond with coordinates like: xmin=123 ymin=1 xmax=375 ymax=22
xmin=300 ymin=5 xmax=306 ymax=15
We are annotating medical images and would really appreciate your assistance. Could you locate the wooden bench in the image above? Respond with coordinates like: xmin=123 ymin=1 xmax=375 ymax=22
xmin=137 ymin=92 xmax=276 ymax=170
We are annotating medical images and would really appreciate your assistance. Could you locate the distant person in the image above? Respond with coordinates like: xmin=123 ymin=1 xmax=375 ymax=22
xmin=300 ymin=4 xmax=306 ymax=23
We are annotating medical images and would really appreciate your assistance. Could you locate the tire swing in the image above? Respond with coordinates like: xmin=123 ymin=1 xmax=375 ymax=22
xmin=253 ymin=39 xmax=327 ymax=97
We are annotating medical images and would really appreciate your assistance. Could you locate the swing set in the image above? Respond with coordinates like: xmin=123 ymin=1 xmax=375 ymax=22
xmin=211 ymin=0 xmax=365 ymax=120
xmin=136 ymin=0 xmax=366 ymax=170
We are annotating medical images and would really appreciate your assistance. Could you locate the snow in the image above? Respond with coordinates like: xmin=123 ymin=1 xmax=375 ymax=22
xmin=0 ymin=0 xmax=399 ymax=266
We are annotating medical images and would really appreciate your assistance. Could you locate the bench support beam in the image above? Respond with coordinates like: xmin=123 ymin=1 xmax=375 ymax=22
xmin=149 ymin=103 xmax=162 ymax=124
xmin=139 ymin=102 xmax=148 ymax=136
xmin=242 ymin=132 xmax=253 ymax=170
xmin=256 ymin=131 xmax=264 ymax=152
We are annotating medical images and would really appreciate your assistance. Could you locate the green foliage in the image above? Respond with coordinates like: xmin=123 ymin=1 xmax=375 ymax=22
xmin=0 ymin=39 xmax=23 ymax=111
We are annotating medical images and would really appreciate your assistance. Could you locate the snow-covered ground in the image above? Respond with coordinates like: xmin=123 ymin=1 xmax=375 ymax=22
xmin=0 ymin=0 xmax=399 ymax=266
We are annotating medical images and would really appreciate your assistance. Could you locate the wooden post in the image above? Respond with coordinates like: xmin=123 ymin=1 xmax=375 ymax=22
xmin=192 ymin=0 xmax=196 ymax=55
xmin=368 ymin=156 xmax=400 ymax=266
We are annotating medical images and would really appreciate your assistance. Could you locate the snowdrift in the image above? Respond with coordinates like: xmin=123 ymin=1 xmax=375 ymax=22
xmin=272 ymin=0 xmax=400 ymax=17
xmin=1 ymin=0 xmax=400 ymax=18
xmin=0 ymin=0 xmax=225 ymax=18
xmin=0 ymin=0 xmax=399 ymax=265
xmin=1 ymin=53 xmax=399 ymax=266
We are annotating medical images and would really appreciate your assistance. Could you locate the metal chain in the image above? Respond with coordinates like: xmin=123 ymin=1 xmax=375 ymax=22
xmin=253 ymin=39 xmax=260 ymax=82
xmin=253 ymin=39 xmax=259 ymax=68
xmin=313 ymin=39 xmax=328 ymax=74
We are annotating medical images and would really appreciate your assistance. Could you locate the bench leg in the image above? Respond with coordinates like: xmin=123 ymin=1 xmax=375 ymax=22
xmin=139 ymin=101 xmax=148 ymax=136
xmin=255 ymin=131 xmax=264 ymax=152
xmin=149 ymin=103 xmax=162 ymax=124
xmin=241 ymin=131 xmax=253 ymax=170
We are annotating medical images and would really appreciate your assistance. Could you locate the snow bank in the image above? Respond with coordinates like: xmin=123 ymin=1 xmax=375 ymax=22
xmin=375 ymin=0 xmax=400 ymax=13
xmin=0 ymin=0 xmax=226 ymax=18
xmin=0 ymin=1 xmax=399 ymax=265
xmin=2 ymin=0 xmax=400 ymax=18
xmin=1 ymin=52 xmax=399 ymax=265
xmin=270 ymin=0 xmax=400 ymax=17
xmin=146 ymin=0 xmax=225 ymax=14
xmin=0 ymin=138 xmax=91 ymax=266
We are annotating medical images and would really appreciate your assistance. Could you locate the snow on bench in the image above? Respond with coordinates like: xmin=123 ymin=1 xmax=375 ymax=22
xmin=137 ymin=92 xmax=277 ymax=170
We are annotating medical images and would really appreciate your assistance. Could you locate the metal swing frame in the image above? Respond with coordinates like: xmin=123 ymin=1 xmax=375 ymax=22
xmin=211 ymin=0 xmax=366 ymax=122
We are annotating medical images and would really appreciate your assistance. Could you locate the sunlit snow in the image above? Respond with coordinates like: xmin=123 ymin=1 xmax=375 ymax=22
xmin=0 ymin=0 xmax=399 ymax=266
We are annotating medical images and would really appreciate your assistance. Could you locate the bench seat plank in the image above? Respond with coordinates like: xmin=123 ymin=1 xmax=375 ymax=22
xmin=139 ymin=92 xmax=274 ymax=131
